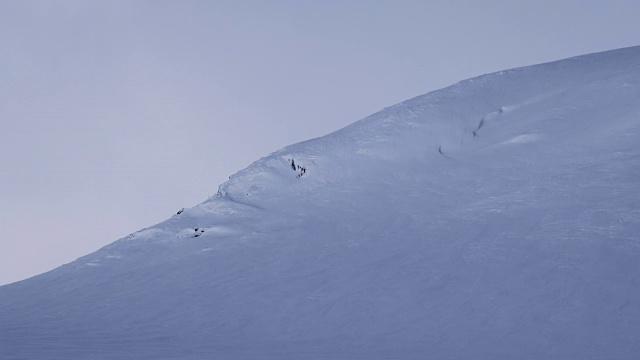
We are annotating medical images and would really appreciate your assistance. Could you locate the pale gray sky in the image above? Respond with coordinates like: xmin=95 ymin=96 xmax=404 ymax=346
xmin=2 ymin=0 xmax=639 ymax=285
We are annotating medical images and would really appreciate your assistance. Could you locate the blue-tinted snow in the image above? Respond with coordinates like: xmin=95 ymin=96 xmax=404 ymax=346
xmin=1 ymin=46 xmax=640 ymax=359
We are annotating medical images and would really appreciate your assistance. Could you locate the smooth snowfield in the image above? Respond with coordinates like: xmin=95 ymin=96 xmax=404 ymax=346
xmin=2 ymin=46 xmax=640 ymax=359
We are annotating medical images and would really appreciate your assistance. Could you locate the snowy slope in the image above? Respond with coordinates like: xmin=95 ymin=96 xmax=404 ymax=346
xmin=1 ymin=46 xmax=640 ymax=360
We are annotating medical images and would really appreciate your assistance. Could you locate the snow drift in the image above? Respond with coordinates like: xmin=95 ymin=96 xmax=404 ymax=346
xmin=2 ymin=46 xmax=640 ymax=359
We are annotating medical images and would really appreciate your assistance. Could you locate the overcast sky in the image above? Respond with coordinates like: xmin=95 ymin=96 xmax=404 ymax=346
xmin=2 ymin=0 xmax=639 ymax=285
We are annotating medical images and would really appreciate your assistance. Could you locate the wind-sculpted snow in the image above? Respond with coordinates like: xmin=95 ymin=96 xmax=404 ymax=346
xmin=2 ymin=46 xmax=640 ymax=359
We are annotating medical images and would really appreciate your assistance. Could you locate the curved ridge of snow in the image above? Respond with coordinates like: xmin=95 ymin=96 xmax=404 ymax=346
xmin=211 ymin=46 xmax=640 ymax=207
xmin=1 ymin=46 xmax=640 ymax=360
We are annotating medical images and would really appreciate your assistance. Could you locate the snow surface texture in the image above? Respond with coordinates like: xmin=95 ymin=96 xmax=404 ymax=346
xmin=2 ymin=46 xmax=640 ymax=359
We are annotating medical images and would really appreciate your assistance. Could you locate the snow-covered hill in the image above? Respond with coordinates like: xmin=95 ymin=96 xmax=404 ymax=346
xmin=2 ymin=46 xmax=640 ymax=360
